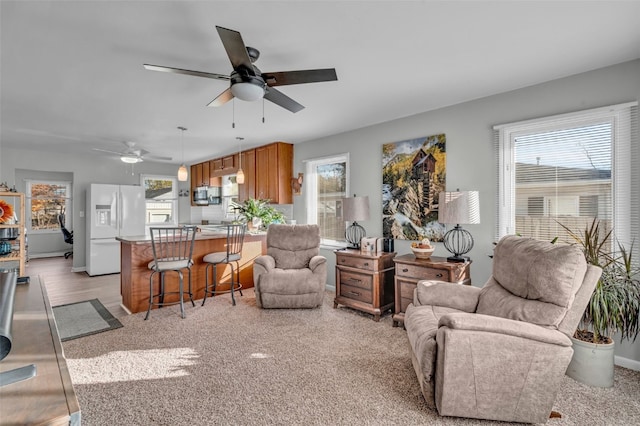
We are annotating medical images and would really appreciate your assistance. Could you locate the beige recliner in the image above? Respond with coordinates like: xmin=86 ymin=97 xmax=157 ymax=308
xmin=253 ymin=224 xmax=327 ymax=308
xmin=404 ymin=235 xmax=601 ymax=424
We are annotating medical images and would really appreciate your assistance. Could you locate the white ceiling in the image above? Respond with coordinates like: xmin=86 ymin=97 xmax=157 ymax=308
xmin=2 ymin=1 xmax=640 ymax=165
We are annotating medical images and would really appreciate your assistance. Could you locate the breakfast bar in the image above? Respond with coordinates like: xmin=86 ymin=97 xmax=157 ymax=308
xmin=117 ymin=229 xmax=267 ymax=314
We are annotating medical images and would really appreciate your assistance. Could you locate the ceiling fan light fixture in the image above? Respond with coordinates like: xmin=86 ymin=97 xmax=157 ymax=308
xmin=121 ymin=155 xmax=141 ymax=164
xmin=231 ymin=82 xmax=264 ymax=102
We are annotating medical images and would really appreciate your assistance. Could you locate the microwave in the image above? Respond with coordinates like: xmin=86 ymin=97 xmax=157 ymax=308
xmin=193 ymin=187 xmax=209 ymax=205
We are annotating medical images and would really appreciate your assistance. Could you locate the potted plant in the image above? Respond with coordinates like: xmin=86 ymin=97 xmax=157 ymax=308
xmin=560 ymin=219 xmax=640 ymax=387
xmin=232 ymin=198 xmax=285 ymax=230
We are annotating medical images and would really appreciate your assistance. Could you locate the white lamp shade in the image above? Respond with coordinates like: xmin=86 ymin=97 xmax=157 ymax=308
xmin=342 ymin=196 xmax=370 ymax=222
xmin=236 ymin=168 xmax=245 ymax=184
xmin=231 ymin=82 xmax=264 ymax=101
xmin=177 ymin=164 xmax=188 ymax=181
xmin=438 ymin=191 xmax=480 ymax=225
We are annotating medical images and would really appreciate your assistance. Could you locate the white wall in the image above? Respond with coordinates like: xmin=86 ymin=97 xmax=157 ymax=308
xmin=0 ymin=147 xmax=185 ymax=269
xmin=293 ymin=59 xmax=640 ymax=365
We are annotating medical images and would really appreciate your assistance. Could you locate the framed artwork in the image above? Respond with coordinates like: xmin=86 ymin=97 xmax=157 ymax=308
xmin=382 ymin=134 xmax=446 ymax=241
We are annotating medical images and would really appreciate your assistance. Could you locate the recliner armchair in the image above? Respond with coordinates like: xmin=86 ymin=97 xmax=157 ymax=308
xmin=253 ymin=224 xmax=327 ymax=309
xmin=404 ymin=235 xmax=602 ymax=424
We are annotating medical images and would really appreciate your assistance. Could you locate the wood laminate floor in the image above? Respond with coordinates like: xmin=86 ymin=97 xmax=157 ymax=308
xmin=25 ymin=256 xmax=129 ymax=317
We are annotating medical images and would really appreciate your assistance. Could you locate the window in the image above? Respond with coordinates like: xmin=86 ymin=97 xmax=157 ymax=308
xmin=141 ymin=175 xmax=178 ymax=225
xmin=27 ymin=181 xmax=72 ymax=232
xmin=305 ymin=154 xmax=349 ymax=245
xmin=496 ymin=102 xmax=637 ymax=248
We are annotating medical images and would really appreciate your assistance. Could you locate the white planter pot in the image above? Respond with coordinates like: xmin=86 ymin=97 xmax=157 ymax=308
xmin=566 ymin=336 xmax=615 ymax=388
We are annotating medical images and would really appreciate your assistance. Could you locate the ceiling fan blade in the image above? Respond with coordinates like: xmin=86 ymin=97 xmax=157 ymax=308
xmin=263 ymin=68 xmax=338 ymax=87
xmin=143 ymin=64 xmax=230 ymax=81
xmin=215 ymin=26 xmax=255 ymax=75
xmin=143 ymin=154 xmax=173 ymax=161
xmin=264 ymin=87 xmax=305 ymax=113
xmin=207 ymin=88 xmax=234 ymax=107
xmin=93 ymin=148 xmax=123 ymax=155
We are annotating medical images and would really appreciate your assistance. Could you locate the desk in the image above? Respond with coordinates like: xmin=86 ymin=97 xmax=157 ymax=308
xmin=0 ymin=278 xmax=81 ymax=425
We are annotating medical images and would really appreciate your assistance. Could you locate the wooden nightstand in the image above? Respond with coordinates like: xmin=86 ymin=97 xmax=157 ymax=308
xmin=392 ymin=254 xmax=471 ymax=327
xmin=333 ymin=249 xmax=396 ymax=321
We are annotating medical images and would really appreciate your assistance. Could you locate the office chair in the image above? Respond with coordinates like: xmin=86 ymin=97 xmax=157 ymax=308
xmin=58 ymin=214 xmax=73 ymax=259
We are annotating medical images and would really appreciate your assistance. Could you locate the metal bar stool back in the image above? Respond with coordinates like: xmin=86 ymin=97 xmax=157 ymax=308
xmin=202 ymin=224 xmax=246 ymax=306
xmin=146 ymin=226 xmax=197 ymax=319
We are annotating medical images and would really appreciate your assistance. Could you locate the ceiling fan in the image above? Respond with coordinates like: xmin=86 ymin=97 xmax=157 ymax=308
xmin=144 ymin=26 xmax=338 ymax=113
xmin=93 ymin=141 xmax=172 ymax=164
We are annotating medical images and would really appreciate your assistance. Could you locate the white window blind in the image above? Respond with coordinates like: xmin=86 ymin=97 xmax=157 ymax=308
xmin=495 ymin=102 xmax=638 ymax=250
xmin=305 ymin=154 xmax=350 ymax=245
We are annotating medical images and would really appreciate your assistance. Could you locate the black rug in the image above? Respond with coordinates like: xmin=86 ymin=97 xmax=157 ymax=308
xmin=52 ymin=299 xmax=123 ymax=341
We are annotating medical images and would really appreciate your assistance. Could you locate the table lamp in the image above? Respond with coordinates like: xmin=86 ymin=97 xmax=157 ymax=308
xmin=342 ymin=195 xmax=370 ymax=249
xmin=438 ymin=190 xmax=480 ymax=262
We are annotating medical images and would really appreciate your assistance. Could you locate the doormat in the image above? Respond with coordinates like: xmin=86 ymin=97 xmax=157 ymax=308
xmin=53 ymin=299 xmax=123 ymax=341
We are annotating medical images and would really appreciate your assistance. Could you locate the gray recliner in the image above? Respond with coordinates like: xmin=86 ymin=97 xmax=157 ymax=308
xmin=404 ymin=235 xmax=602 ymax=424
xmin=253 ymin=224 xmax=327 ymax=309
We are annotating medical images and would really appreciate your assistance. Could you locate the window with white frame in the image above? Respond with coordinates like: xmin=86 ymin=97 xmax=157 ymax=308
xmin=305 ymin=154 xmax=349 ymax=245
xmin=141 ymin=175 xmax=178 ymax=225
xmin=26 ymin=181 xmax=72 ymax=232
xmin=495 ymin=102 xmax=638 ymax=249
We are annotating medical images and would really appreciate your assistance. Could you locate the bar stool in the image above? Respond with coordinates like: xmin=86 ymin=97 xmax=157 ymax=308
xmin=145 ymin=226 xmax=196 ymax=320
xmin=202 ymin=224 xmax=245 ymax=306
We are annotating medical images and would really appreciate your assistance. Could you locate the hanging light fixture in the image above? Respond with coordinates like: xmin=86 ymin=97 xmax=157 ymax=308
xmin=177 ymin=126 xmax=188 ymax=182
xmin=236 ymin=136 xmax=245 ymax=184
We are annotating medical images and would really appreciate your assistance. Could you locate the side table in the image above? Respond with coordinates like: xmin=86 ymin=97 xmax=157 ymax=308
xmin=392 ymin=254 xmax=471 ymax=327
xmin=333 ymin=249 xmax=396 ymax=321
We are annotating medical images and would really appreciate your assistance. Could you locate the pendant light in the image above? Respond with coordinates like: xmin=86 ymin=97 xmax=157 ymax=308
xmin=177 ymin=126 xmax=188 ymax=182
xmin=236 ymin=137 xmax=245 ymax=184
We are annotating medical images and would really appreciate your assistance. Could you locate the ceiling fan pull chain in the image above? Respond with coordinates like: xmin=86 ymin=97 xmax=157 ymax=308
xmin=262 ymin=98 xmax=265 ymax=124
xmin=232 ymin=99 xmax=236 ymax=128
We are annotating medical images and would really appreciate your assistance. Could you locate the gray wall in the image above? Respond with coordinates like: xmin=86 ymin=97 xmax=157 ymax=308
xmin=293 ymin=59 xmax=640 ymax=364
xmin=0 ymin=146 xmax=188 ymax=269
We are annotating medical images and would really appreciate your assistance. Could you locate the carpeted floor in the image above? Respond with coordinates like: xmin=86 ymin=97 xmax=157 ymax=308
xmin=61 ymin=289 xmax=640 ymax=426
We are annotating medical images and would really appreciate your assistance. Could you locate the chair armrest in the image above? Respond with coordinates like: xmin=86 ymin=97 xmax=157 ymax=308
xmin=413 ymin=281 xmax=481 ymax=313
xmin=309 ymin=255 xmax=326 ymax=272
xmin=438 ymin=312 xmax=572 ymax=347
xmin=254 ymin=255 xmax=276 ymax=271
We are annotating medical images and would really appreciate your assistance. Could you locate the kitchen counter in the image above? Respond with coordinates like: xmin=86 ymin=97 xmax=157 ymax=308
xmin=118 ymin=231 xmax=266 ymax=313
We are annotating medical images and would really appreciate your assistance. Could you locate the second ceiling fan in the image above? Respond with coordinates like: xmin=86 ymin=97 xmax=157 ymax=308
xmin=144 ymin=26 xmax=338 ymax=113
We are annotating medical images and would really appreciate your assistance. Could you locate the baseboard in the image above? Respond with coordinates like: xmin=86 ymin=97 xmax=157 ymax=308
xmin=615 ymin=355 xmax=640 ymax=371
xmin=71 ymin=266 xmax=86 ymax=273
xmin=29 ymin=252 xmax=66 ymax=259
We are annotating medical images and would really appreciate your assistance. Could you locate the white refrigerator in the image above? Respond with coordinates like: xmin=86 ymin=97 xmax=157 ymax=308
xmin=86 ymin=184 xmax=145 ymax=276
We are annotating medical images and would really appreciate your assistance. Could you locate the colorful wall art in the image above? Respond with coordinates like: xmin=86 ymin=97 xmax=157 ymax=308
xmin=382 ymin=134 xmax=446 ymax=241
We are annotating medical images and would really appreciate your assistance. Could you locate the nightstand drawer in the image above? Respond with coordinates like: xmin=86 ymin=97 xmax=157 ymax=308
xmin=336 ymin=255 xmax=375 ymax=271
xmin=340 ymin=283 xmax=373 ymax=304
xmin=395 ymin=263 xmax=446 ymax=280
xmin=339 ymin=270 xmax=373 ymax=290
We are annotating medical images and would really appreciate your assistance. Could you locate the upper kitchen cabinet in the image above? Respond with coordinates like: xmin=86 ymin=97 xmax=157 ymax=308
xmin=255 ymin=142 xmax=293 ymax=204
xmin=237 ymin=149 xmax=256 ymax=203
xmin=191 ymin=161 xmax=211 ymax=187
xmin=211 ymin=154 xmax=237 ymax=177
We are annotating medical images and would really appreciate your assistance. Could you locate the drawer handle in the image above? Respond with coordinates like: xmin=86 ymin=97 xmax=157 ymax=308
xmin=348 ymin=291 xmax=361 ymax=296
xmin=364 ymin=262 xmax=369 ymax=266
xmin=348 ymin=278 xmax=362 ymax=283
xmin=436 ymin=273 xmax=443 ymax=278
xmin=402 ymin=268 xmax=409 ymax=273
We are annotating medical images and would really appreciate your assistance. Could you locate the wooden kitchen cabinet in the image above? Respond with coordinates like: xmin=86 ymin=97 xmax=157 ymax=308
xmin=238 ymin=149 xmax=256 ymax=202
xmin=392 ymin=254 xmax=471 ymax=327
xmin=211 ymin=154 xmax=237 ymax=177
xmin=334 ymin=249 xmax=396 ymax=321
xmin=190 ymin=161 xmax=211 ymax=206
xmin=255 ymin=142 xmax=293 ymax=204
